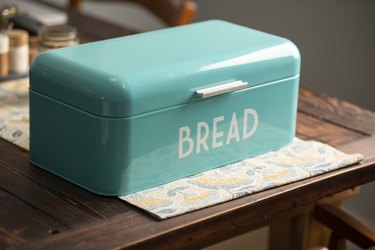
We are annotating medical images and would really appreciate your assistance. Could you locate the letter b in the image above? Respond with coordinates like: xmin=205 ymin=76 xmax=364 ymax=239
xmin=179 ymin=126 xmax=194 ymax=159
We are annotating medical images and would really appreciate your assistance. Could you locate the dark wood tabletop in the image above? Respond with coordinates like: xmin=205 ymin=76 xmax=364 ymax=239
xmin=1 ymin=4 xmax=375 ymax=250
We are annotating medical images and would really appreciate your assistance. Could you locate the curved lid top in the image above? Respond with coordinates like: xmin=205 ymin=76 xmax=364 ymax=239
xmin=30 ymin=20 xmax=300 ymax=118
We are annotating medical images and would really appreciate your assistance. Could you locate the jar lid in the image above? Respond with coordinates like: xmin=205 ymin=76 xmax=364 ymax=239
xmin=38 ymin=25 xmax=78 ymax=42
xmin=5 ymin=29 xmax=28 ymax=47
xmin=0 ymin=33 xmax=9 ymax=53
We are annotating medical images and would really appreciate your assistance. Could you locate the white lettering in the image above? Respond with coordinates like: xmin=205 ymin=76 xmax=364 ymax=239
xmin=196 ymin=122 xmax=209 ymax=153
xmin=243 ymin=108 xmax=258 ymax=139
xmin=178 ymin=126 xmax=194 ymax=159
xmin=177 ymin=108 xmax=259 ymax=159
xmin=226 ymin=112 xmax=240 ymax=144
xmin=212 ymin=116 xmax=224 ymax=148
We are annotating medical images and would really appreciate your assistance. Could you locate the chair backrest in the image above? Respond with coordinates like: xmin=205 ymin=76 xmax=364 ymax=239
xmin=314 ymin=203 xmax=375 ymax=250
xmin=69 ymin=0 xmax=197 ymax=26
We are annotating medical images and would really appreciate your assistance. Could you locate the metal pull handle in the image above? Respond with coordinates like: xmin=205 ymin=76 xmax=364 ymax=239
xmin=195 ymin=80 xmax=248 ymax=98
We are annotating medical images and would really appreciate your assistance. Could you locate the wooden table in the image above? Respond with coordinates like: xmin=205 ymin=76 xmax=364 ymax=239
xmin=1 ymin=5 xmax=375 ymax=250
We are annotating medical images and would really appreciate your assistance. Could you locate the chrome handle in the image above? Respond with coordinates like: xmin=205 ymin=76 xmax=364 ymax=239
xmin=195 ymin=80 xmax=248 ymax=98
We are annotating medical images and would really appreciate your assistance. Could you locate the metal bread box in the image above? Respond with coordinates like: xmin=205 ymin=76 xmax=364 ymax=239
xmin=30 ymin=20 xmax=301 ymax=195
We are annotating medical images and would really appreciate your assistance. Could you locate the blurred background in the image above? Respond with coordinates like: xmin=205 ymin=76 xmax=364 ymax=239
xmin=9 ymin=0 xmax=375 ymax=249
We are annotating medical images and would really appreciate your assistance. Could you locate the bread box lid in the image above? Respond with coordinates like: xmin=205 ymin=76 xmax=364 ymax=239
xmin=30 ymin=20 xmax=300 ymax=118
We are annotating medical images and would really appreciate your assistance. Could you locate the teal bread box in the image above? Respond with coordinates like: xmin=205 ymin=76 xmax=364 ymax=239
xmin=30 ymin=20 xmax=300 ymax=196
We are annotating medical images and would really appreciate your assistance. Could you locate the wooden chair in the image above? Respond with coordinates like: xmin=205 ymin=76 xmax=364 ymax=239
xmin=68 ymin=0 xmax=197 ymax=26
xmin=270 ymin=188 xmax=375 ymax=250
xmin=314 ymin=203 xmax=375 ymax=250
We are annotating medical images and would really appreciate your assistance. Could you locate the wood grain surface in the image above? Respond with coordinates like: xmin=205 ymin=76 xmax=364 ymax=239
xmin=1 ymin=3 xmax=374 ymax=250
xmin=0 ymin=86 xmax=373 ymax=250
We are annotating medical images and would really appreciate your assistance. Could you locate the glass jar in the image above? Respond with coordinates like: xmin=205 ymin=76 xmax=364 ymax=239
xmin=5 ymin=29 xmax=29 ymax=74
xmin=37 ymin=25 xmax=79 ymax=54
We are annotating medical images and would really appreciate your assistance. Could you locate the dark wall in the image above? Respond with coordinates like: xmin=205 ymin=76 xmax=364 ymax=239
xmin=194 ymin=0 xmax=375 ymax=111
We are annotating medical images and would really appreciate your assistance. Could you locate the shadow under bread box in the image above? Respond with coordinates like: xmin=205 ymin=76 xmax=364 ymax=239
xmin=29 ymin=20 xmax=301 ymax=196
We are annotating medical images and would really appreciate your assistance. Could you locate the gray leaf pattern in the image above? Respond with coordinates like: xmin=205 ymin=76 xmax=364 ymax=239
xmin=122 ymin=138 xmax=363 ymax=219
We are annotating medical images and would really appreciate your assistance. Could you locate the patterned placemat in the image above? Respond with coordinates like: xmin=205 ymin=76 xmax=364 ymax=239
xmin=121 ymin=139 xmax=362 ymax=219
xmin=0 ymin=80 xmax=363 ymax=219
xmin=0 ymin=79 xmax=29 ymax=150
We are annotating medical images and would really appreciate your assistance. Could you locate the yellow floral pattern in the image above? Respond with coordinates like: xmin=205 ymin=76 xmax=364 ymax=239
xmin=122 ymin=139 xmax=363 ymax=219
xmin=0 ymin=79 xmax=29 ymax=150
